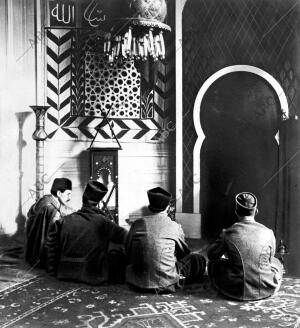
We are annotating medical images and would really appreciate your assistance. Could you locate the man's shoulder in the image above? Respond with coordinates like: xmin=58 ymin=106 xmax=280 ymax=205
xmin=63 ymin=210 xmax=88 ymax=221
xmin=38 ymin=195 xmax=57 ymax=207
xmin=141 ymin=213 xmax=173 ymax=224
xmin=59 ymin=211 xmax=86 ymax=229
xmin=140 ymin=214 xmax=182 ymax=234
xmin=227 ymin=220 xmax=273 ymax=236
xmin=61 ymin=211 xmax=76 ymax=220
xmin=253 ymin=221 xmax=275 ymax=237
xmin=29 ymin=195 xmax=58 ymax=215
xmin=67 ymin=210 xmax=111 ymax=224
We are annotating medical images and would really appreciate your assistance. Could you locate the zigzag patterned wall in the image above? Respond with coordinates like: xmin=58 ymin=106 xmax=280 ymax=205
xmin=46 ymin=28 xmax=175 ymax=143
xmin=154 ymin=37 xmax=175 ymax=129
xmin=46 ymin=29 xmax=74 ymax=139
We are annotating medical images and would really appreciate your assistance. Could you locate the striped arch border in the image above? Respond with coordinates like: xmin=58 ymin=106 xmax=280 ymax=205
xmin=192 ymin=65 xmax=290 ymax=213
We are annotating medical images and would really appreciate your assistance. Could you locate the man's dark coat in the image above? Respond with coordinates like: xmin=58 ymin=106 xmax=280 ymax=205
xmin=25 ymin=195 xmax=61 ymax=268
xmin=46 ymin=205 xmax=127 ymax=285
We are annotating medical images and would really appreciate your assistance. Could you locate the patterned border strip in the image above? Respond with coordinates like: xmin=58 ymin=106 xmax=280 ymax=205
xmin=47 ymin=116 xmax=162 ymax=142
xmin=0 ymin=288 xmax=81 ymax=328
xmin=0 ymin=277 xmax=40 ymax=297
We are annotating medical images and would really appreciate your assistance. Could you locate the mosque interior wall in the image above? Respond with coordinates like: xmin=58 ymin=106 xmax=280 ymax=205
xmin=1 ymin=0 xmax=300 ymax=275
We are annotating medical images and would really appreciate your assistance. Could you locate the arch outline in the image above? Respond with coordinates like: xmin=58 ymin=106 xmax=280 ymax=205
xmin=193 ymin=65 xmax=289 ymax=213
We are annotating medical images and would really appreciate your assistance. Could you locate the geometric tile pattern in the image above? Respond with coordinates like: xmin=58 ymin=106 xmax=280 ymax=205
xmin=182 ymin=0 xmax=299 ymax=211
xmin=84 ymin=53 xmax=140 ymax=118
xmin=276 ymin=60 xmax=298 ymax=120
xmin=46 ymin=28 xmax=175 ymax=142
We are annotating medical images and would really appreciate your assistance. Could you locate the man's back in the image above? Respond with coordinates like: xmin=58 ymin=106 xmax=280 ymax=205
xmin=61 ymin=208 xmax=115 ymax=256
xmin=208 ymin=219 xmax=282 ymax=300
xmin=226 ymin=220 xmax=276 ymax=292
xmin=126 ymin=213 xmax=190 ymax=290
xmin=226 ymin=220 xmax=275 ymax=265
xmin=208 ymin=192 xmax=283 ymax=301
xmin=47 ymin=205 xmax=127 ymax=285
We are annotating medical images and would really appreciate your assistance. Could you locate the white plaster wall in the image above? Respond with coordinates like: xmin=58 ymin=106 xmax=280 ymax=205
xmin=0 ymin=67 xmax=36 ymax=235
xmin=118 ymin=143 xmax=170 ymax=227
xmin=0 ymin=0 xmax=37 ymax=235
xmin=0 ymin=1 xmax=174 ymax=237
xmin=42 ymin=140 xmax=170 ymax=229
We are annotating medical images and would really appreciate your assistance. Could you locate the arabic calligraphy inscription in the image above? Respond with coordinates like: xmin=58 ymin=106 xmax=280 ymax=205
xmin=82 ymin=0 xmax=106 ymax=28
xmin=50 ymin=1 xmax=76 ymax=27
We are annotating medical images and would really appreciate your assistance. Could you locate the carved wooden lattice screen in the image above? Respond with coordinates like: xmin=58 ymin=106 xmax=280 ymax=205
xmin=45 ymin=0 xmax=175 ymax=142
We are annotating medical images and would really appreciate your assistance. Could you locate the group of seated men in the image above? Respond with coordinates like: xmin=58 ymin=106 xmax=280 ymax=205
xmin=25 ymin=178 xmax=283 ymax=301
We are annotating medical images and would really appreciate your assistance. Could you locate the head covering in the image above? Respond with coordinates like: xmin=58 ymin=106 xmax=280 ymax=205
xmin=147 ymin=187 xmax=171 ymax=212
xmin=235 ymin=192 xmax=257 ymax=216
xmin=82 ymin=180 xmax=108 ymax=204
xmin=51 ymin=178 xmax=72 ymax=193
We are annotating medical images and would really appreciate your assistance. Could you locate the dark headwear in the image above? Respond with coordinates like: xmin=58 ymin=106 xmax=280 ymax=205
xmin=235 ymin=192 xmax=257 ymax=216
xmin=82 ymin=180 xmax=108 ymax=204
xmin=147 ymin=187 xmax=171 ymax=212
xmin=51 ymin=178 xmax=72 ymax=194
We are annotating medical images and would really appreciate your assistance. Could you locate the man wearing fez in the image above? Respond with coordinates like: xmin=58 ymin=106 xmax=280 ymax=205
xmin=126 ymin=187 xmax=206 ymax=292
xmin=46 ymin=181 xmax=128 ymax=285
xmin=207 ymin=192 xmax=283 ymax=301
xmin=25 ymin=178 xmax=72 ymax=268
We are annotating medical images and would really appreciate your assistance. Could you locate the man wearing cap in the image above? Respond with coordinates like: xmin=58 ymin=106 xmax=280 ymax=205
xmin=25 ymin=178 xmax=72 ymax=268
xmin=207 ymin=192 xmax=283 ymax=301
xmin=46 ymin=180 xmax=128 ymax=285
xmin=126 ymin=187 xmax=206 ymax=293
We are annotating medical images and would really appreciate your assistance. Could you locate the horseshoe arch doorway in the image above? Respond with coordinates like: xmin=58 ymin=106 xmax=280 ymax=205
xmin=193 ymin=65 xmax=289 ymax=241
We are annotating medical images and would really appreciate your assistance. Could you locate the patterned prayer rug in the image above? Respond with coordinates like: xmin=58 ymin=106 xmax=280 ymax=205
xmin=0 ymin=272 xmax=299 ymax=328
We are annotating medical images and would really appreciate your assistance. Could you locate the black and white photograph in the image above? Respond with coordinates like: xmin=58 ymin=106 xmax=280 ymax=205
xmin=0 ymin=0 xmax=299 ymax=327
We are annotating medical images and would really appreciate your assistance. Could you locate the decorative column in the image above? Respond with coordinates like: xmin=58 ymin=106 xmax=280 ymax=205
xmin=30 ymin=106 xmax=50 ymax=201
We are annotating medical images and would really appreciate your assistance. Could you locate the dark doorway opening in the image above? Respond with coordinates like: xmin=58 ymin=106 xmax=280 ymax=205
xmin=200 ymin=72 xmax=281 ymax=241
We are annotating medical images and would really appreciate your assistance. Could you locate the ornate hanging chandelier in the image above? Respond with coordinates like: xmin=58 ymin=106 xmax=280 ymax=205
xmin=103 ymin=0 xmax=171 ymax=64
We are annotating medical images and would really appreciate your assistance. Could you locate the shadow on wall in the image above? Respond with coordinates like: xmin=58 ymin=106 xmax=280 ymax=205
xmin=0 ymin=140 xmax=91 ymax=261
xmin=0 ymin=112 xmax=32 ymax=261
xmin=77 ymin=149 xmax=91 ymax=196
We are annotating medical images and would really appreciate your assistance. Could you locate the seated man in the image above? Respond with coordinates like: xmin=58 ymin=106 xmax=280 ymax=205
xmin=126 ymin=187 xmax=206 ymax=293
xmin=207 ymin=192 xmax=283 ymax=301
xmin=46 ymin=180 xmax=128 ymax=285
xmin=25 ymin=177 xmax=72 ymax=268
